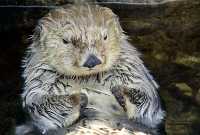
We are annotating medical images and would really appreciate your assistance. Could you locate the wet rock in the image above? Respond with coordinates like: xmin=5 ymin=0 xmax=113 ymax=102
xmin=195 ymin=89 xmax=200 ymax=105
xmin=175 ymin=83 xmax=193 ymax=97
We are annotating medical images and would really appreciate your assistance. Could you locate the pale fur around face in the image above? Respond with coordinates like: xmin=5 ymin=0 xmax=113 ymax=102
xmin=33 ymin=4 xmax=125 ymax=76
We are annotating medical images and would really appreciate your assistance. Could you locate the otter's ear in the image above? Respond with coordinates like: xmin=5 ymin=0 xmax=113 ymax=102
xmin=101 ymin=7 xmax=115 ymax=17
xmin=102 ymin=7 xmax=125 ymax=39
xmin=113 ymin=15 xmax=124 ymax=37
xmin=32 ymin=14 xmax=58 ymax=43
xmin=32 ymin=22 xmax=47 ymax=42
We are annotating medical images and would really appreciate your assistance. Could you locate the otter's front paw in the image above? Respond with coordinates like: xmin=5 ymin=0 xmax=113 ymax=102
xmin=111 ymin=86 xmax=137 ymax=119
xmin=111 ymin=86 xmax=128 ymax=112
xmin=80 ymin=93 xmax=88 ymax=112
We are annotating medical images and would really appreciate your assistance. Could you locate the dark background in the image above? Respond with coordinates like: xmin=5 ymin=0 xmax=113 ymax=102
xmin=0 ymin=0 xmax=200 ymax=135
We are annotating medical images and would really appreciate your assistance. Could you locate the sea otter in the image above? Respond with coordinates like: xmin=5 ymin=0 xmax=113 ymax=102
xmin=16 ymin=4 xmax=165 ymax=135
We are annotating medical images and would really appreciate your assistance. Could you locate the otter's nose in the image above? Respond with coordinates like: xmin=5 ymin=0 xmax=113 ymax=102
xmin=83 ymin=54 xmax=102 ymax=68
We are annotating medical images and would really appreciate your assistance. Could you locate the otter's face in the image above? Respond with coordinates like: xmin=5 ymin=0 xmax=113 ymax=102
xmin=34 ymin=5 xmax=125 ymax=76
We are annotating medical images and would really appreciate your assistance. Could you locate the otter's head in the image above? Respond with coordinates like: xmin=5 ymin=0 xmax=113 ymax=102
xmin=33 ymin=5 xmax=125 ymax=76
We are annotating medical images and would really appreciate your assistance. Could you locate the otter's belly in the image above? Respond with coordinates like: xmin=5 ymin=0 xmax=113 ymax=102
xmin=81 ymin=85 xmax=126 ymax=118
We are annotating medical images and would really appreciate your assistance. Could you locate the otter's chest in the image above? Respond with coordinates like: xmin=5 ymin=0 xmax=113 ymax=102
xmin=80 ymin=82 xmax=125 ymax=118
xmin=64 ymin=77 xmax=126 ymax=118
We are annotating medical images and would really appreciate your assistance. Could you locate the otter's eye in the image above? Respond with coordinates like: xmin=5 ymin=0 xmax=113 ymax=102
xmin=62 ymin=39 xmax=69 ymax=44
xmin=104 ymin=35 xmax=107 ymax=40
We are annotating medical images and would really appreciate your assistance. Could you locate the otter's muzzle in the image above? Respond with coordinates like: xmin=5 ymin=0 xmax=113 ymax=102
xmin=83 ymin=54 xmax=102 ymax=68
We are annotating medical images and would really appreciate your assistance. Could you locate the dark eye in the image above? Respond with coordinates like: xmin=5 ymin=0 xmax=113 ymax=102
xmin=104 ymin=35 xmax=107 ymax=40
xmin=62 ymin=39 xmax=69 ymax=44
